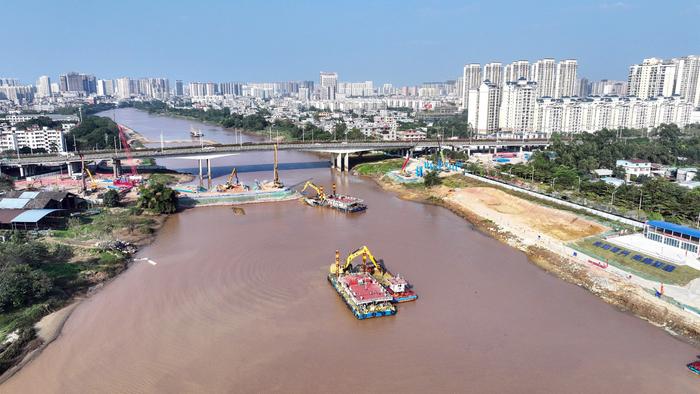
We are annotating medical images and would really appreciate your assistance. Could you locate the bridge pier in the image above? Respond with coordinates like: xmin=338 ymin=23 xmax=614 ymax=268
xmin=198 ymin=159 xmax=203 ymax=190
xmin=207 ymin=159 xmax=212 ymax=191
xmin=112 ymin=159 xmax=121 ymax=178
xmin=336 ymin=153 xmax=342 ymax=172
xmin=344 ymin=153 xmax=349 ymax=172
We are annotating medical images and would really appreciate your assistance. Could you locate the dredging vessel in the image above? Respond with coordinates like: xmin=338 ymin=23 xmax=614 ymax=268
xmin=328 ymin=247 xmax=417 ymax=319
xmin=301 ymin=181 xmax=367 ymax=213
xmin=177 ymin=144 xmax=297 ymax=207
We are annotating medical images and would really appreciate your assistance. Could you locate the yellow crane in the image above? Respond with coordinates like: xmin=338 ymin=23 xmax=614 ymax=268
xmin=272 ymin=144 xmax=283 ymax=188
xmin=216 ymin=167 xmax=245 ymax=192
xmin=301 ymin=181 xmax=326 ymax=200
xmin=84 ymin=167 xmax=98 ymax=191
xmin=330 ymin=245 xmax=383 ymax=275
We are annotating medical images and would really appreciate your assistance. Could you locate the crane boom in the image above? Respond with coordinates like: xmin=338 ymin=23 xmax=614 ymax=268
xmin=117 ymin=124 xmax=138 ymax=177
xmin=341 ymin=246 xmax=383 ymax=274
xmin=301 ymin=181 xmax=326 ymax=200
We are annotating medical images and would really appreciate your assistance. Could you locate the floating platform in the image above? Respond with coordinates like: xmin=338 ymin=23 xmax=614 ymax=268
xmin=305 ymin=194 xmax=367 ymax=213
xmin=328 ymin=273 xmax=396 ymax=319
xmin=178 ymin=187 xmax=298 ymax=207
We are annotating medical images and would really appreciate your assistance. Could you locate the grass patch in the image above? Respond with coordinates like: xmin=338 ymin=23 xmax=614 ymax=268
xmin=53 ymin=209 xmax=156 ymax=241
xmin=442 ymin=174 xmax=475 ymax=188
xmin=354 ymin=159 xmax=403 ymax=176
xmin=571 ymin=237 xmax=700 ymax=286
xmin=148 ymin=173 xmax=177 ymax=185
xmin=0 ymin=304 xmax=46 ymax=339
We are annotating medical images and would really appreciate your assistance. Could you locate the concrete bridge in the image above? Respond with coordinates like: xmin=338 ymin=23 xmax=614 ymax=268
xmin=1 ymin=138 xmax=550 ymax=176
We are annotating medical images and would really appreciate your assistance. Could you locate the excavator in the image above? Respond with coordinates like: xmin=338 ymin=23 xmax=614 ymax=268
xmin=301 ymin=181 xmax=326 ymax=201
xmin=216 ymin=167 xmax=248 ymax=192
xmin=84 ymin=167 xmax=98 ymax=192
xmin=330 ymin=245 xmax=384 ymax=275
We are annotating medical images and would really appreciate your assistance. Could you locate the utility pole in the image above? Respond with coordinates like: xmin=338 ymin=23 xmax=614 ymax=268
xmin=638 ymin=189 xmax=643 ymax=219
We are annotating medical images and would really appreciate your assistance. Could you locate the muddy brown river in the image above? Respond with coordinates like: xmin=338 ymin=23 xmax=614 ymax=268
xmin=3 ymin=109 xmax=698 ymax=393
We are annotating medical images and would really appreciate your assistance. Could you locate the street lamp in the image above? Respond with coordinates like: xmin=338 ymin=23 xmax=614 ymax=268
xmin=637 ymin=188 xmax=643 ymax=219
xmin=611 ymin=187 xmax=619 ymax=207
xmin=551 ymin=177 xmax=557 ymax=190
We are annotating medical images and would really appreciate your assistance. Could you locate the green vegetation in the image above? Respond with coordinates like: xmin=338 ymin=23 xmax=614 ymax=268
xmin=426 ymin=113 xmax=473 ymax=138
xmin=54 ymin=209 xmax=156 ymax=240
xmin=353 ymin=159 xmax=403 ymax=176
xmin=423 ymin=170 xmax=442 ymax=187
xmin=147 ymin=173 xmax=178 ymax=186
xmin=55 ymin=102 xmax=116 ymax=116
xmin=0 ymin=225 xmax=131 ymax=374
xmin=12 ymin=116 xmax=62 ymax=130
xmin=571 ymin=237 xmax=700 ymax=286
xmin=442 ymin=174 xmax=474 ymax=189
xmin=102 ymin=189 xmax=121 ymax=207
xmin=65 ymin=115 xmax=120 ymax=151
xmin=0 ymin=175 xmax=14 ymax=192
xmin=138 ymin=183 xmax=179 ymax=214
xmin=489 ymin=124 xmax=700 ymax=224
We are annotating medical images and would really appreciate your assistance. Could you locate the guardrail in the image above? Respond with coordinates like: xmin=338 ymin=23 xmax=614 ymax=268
xmin=1 ymin=138 xmax=551 ymax=166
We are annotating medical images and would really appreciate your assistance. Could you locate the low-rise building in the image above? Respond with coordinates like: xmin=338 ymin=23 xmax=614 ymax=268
xmin=616 ymin=159 xmax=651 ymax=179
xmin=0 ymin=126 xmax=67 ymax=152
xmin=644 ymin=220 xmax=700 ymax=258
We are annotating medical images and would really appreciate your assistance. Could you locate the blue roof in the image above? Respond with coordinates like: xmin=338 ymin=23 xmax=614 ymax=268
xmin=647 ymin=220 xmax=700 ymax=238
xmin=0 ymin=198 xmax=30 ymax=209
xmin=19 ymin=191 xmax=39 ymax=199
xmin=11 ymin=209 xmax=63 ymax=223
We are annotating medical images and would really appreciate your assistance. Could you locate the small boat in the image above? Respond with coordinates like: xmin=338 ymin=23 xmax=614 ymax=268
xmin=190 ymin=127 xmax=204 ymax=137
xmin=688 ymin=361 xmax=700 ymax=376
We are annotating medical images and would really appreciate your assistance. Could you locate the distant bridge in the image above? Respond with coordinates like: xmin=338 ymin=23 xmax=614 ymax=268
xmin=0 ymin=138 xmax=550 ymax=176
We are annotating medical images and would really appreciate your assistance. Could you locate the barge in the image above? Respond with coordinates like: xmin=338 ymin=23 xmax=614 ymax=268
xmin=301 ymin=181 xmax=367 ymax=213
xmin=328 ymin=272 xmax=396 ymax=319
xmin=328 ymin=247 xmax=416 ymax=319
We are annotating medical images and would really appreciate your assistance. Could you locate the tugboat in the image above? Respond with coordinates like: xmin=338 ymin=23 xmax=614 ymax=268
xmin=688 ymin=361 xmax=700 ymax=376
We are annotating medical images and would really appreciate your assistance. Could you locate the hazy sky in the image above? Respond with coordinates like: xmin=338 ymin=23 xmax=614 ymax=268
xmin=3 ymin=0 xmax=699 ymax=85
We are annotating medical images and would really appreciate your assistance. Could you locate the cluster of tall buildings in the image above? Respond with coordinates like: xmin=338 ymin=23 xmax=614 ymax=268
xmin=461 ymin=58 xmax=579 ymax=109
xmin=463 ymin=56 xmax=699 ymax=135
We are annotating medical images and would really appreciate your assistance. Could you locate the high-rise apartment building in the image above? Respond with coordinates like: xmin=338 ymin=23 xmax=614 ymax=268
xmin=59 ymin=72 xmax=96 ymax=94
xmin=460 ymin=64 xmax=481 ymax=109
xmin=175 ymin=80 xmax=184 ymax=96
xmin=504 ymin=60 xmax=530 ymax=83
xmin=483 ymin=63 xmax=503 ymax=87
xmin=555 ymin=59 xmax=578 ymax=98
xmin=115 ymin=77 xmax=131 ymax=99
xmin=499 ymin=79 xmax=538 ymax=133
xmin=591 ymin=80 xmax=628 ymax=96
xmin=319 ymin=72 xmax=338 ymax=100
xmin=531 ymin=58 xmax=557 ymax=98
xmin=466 ymin=81 xmax=502 ymax=134
xmin=36 ymin=76 xmax=52 ymax=97
xmin=627 ymin=58 xmax=677 ymax=98
xmin=673 ymin=55 xmax=700 ymax=107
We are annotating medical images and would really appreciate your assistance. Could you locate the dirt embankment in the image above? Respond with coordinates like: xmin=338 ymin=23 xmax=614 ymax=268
xmin=367 ymin=174 xmax=700 ymax=346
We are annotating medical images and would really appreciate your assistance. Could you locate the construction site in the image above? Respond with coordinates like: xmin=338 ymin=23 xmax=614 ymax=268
xmin=328 ymin=246 xmax=417 ymax=319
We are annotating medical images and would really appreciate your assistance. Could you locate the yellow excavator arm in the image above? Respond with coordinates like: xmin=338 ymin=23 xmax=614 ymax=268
xmin=341 ymin=246 xmax=382 ymax=274
xmin=301 ymin=181 xmax=326 ymax=200
xmin=227 ymin=168 xmax=239 ymax=185
xmin=84 ymin=168 xmax=97 ymax=190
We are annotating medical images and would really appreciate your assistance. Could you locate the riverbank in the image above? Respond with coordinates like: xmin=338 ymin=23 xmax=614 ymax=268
xmin=0 ymin=208 xmax=169 ymax=381
xmin=357 ymin=162 xmax=700 ymax=345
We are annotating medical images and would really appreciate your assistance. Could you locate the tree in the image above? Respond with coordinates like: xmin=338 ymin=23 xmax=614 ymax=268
xmin=102 ymin=189 xmax=121 ymax=207
xmin=0 ymin=175 xmax=14 ymax=192
xmin=423 ymin=170 xmax=442 ymax=187
xmin=137 ymin=182 xmax=179 ymax=214
xmin=0 ymin=264 xmax=52 ymax=312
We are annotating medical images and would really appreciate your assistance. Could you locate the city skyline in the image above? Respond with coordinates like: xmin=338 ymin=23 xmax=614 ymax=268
xmin=4 ymin=0 xmax=700 ymax=85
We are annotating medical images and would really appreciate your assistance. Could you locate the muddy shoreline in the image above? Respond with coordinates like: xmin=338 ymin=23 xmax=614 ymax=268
xmin=0 ymin=213 xmax=170 ymax=384
xmin=366 ymin=173 xmax=700 ymax=347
